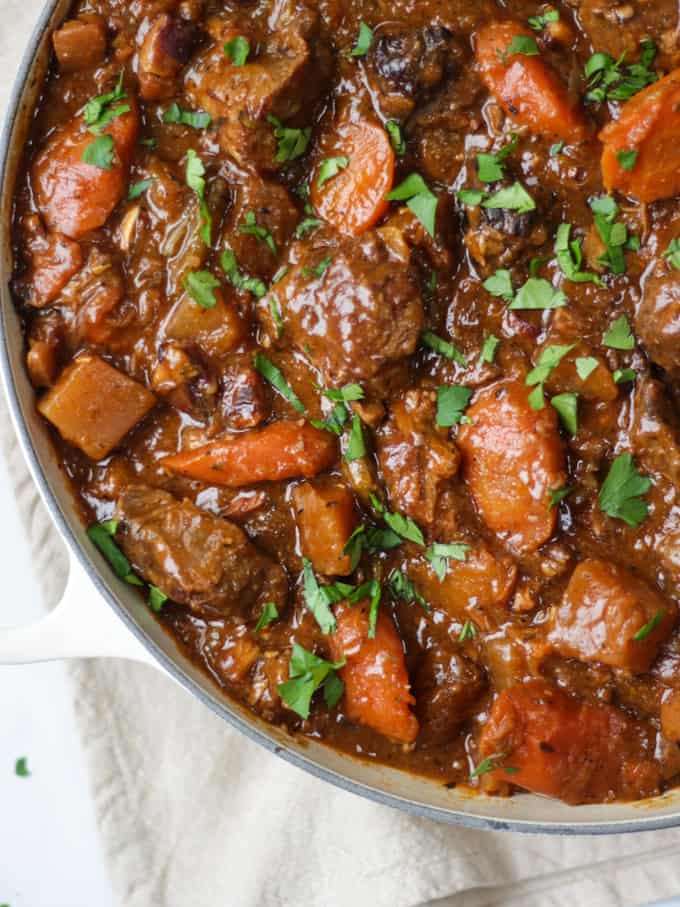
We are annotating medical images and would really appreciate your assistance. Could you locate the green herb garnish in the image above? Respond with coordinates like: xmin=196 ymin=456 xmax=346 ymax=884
xmin=186 ymin=149 xmax=212 ymax=245
xmin=603 ymin=313 xmax=634 ymax=350
xmin=254 ymin=352 xmax=305 ymax=413
xmin=386 ymin=173 xmax=438 ymax=237
xmin=224 ymin=35 xmax=250 ymax=66
xmin=163 ymin=103 xmax=211 ymax=129
xmin=633 ymin=608 xmax=665 ymax=642
xmin=551 ymin=392 xmax=578 ymax=434
xmin=128 ymin=178 xmax=156 ymax=200
xmin=584 ymin=40 xmax=657 ymax=104
xmin=345 ymin=413 xmax=367 ymax=462
xmin=477 ymin=134 xmax=518 ymax=183
xmin=480 ymin=334 xmax=500 ymax=364
xmin=351 ymin=22 xmax=373 ymax=56
xmin=458 ymin=620 xmax=477 ymax=642
xmin=15 ymin=757 xmax=30 ymax=778
xmin=238 ymin=210 xmax=277 ymax=254
xmin=183 ymin=270 xmax=220 ymax=309
xmin=220 ymin=248 xmax=266 ymax=297
xmin=255 ymin=602 xmax=279 ymax=633
xmin=386 ymin=120 xmax=406 ymax=156
xmin=278 ymin=643 xmax=345 ymax=719
xmin=555 ymin=223 xmax=602 ymax=285
xmin=421 ymin=330 xmax=466 ymax=366
xmin=599 ymin=453 xmax=651 ymax=528
xmin=268 ymin=114 xmax=312 ymax=163
xmin=388 ymin=568 xmax=430 ymax=611
xmin=528 ymin=8 xmax=559 ymax=30
xmin=317 ymin=155 xmax=350 ymax=188
xmin=425 ymin=542 xmax=470 ymax=582
xmin=87 ymin=521 xmax=143 ymax=587
xmin=436 ymin=385 xmax=472 ymax=427
xmin=82 ymin=135 xmax=114 ymax=170
xmin=509 ymin=278 xmax=566 ymax=310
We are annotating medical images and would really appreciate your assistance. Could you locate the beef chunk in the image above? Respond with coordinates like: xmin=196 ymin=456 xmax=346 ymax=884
xmin=220 ymin=366 xmax=271 ymax=431
xmin=632 ymin=377 xmax=680 ymax=488
xmin=575 ymin=0 xmax=679 ymax=69
xmin=138 ymin=14 xmax=200 ymax=101
xmin=266 ymin=231 xmax=423 ymax=387
xmin=117 ymin=485 xmax=288 ymax=619
xmin=185 ymin=12 xmax=330 ymax=170
xmin=414 ymin=647 xmax=486 ymax=745
xmin=635 ymin=268 xmax=680 ymax=378
xmin=376 ymin=389 xmax=459 ymax=530
xmin=52 ymin=16 xmax=107 ymax=72
xmin=17 ymin=215 xmax=83 ymax=309
xmin=364 ymin=24 xmax=457 ymax=120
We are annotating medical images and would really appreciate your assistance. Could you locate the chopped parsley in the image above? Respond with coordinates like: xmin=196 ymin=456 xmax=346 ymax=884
xmin=345 ymin=413 xmax=367 ymax=461
xmin=163 ymin=103 xmax=211 ymax=129
xmin=421 ymin=330 xmax=466 ymax=366
xmin=82 ymin=134 xmax=115 ymax=170
xmin=480 ymin=334 xmax=500 ymax=364
xmin=555 ymin=223 xmax=601 ymax=285
xmin=386 ymin=173 xmax=438 ymax=237
xmin=505 ymin=35 xmax=539 ymax=57
xmin=664 ymin=238 xmax=680 ymax=271
xmin=186 ymin=149 xmax=212 ymax=245
xmin=317 ymin=155 xmax=350 ymax=188
xmin=183 ymin=270 xmax=220 ymax=309
xmin=15 ymin=757 xmax=30 ymax=778
xmin=550 ymin=141 xmax=565 ymax=156
xmin=254 ymin=352 xmax=305 ymax=413
xmin=268 ymin=114 xmax=312 ymax=163
xmin=528 ymin=8 xmax=559 ymax=31
xmin=603 ymin=313 xmax=635 ymax=350
xmin=589 ymin=195 xmax=630 ymax=275
xmin=509 ymin=277 xmax=566 ymax=311
xmin=436 ymin=385 xmax=472 ymax=427
xmin=476 ymin=134 xmax=518 ymax=183
xmin=457 ymin=188 xmax=486 ymax=206
xmin=483 ymin=182 xmax=536 ymax=214
xmin=83 ymin=72 xmax=128 ymax=133
xmin=483 ymin=269 xmax=514 ymax=302
xmin=87 ymin=520 xmax=143 ymax=587
xmin=613 ymin=367 xmax=636 ymax=384
xmin=388 ymin=569 xmax=430 ymax=611
xmin=371 ymin=494 xmax=425 ymax=546
xmin=549 ymin=485 xmax=573 ymax=509
xmin=295 ymin=216 xmax=322 ymax=238
xmin=128 ymin=177 xmax=156 ymax=200
xmin=425 ymin=542 xmax=470 ymax=582
xmin=551 ymin=392 xmax=579 ymax=435
xmin=278 ymin=643 xmax=345 ymax=719
xmin=148 ymin=586 xmax=168 ymax=613
xmin=599 ymin=453 xmax=651 ymax=528
xmin=386 ymin=120 xmax=406 ymax=156
xmin=238 ymin=210 xmax=277 ymax=254
xmin=254 ymin=602 xmax=279 ymax=633
xmin=312 ymin=384 xmax=364 ymax=437
xmin=220 ymin=248 xmax=266 ymax=297
xmin=351 ymin=22 xmax=373 ymax=56
xmin=323 ymin=383 xmax=365 ymax=403
xmin=633 ymin=609 xmax=665 ymax=642
xmin=301 ymin=559 xmax=337 ymax=633
xmin=366 ymin=579 xmax=382 ymax=638
xmin=302 ymin=256 xmax=332 ymax=279
xmin=575 ymin=356 xmax=599 ymax=381
xmin=616 ymin=149 xmax=638 ymax=171
xmin=471 ymin=753 xmax=517 ymax=778
xmin=458 ymin=620 xmax=477 ymax=642
xmin=224 ymin=35 xmax=250 ymax=66
xmin=344 ymin=524 xmax=401 ymax=570
xmin=526 ymin=344 xmax=574 ymax=390
xmin=584 ymin=40 xmax=657 ymax=104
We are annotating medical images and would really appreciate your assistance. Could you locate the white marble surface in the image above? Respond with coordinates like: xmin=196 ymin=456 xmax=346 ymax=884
xmin=0 ymin=455 xmax=117 ymax=906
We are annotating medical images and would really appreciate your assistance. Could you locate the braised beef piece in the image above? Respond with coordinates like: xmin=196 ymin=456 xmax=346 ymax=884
xmin=413 ymin=647 xmax=486 ymax=746
xmin=116 ymin=486 xmax=288 ymax=620
xmin=635 ymin=267 xmax=680 ymax=379
xmin=138 ymin=14 xmax=201 ymax=101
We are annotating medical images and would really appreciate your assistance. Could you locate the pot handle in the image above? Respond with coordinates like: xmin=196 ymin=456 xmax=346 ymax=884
xmin=0 ymin=553 xmax=157 ymax=666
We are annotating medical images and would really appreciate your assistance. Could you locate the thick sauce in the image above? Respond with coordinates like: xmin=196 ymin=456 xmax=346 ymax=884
xmin=10 ymin=0 xmax=680 ymax=804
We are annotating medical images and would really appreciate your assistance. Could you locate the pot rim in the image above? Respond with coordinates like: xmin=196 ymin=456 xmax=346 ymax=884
xmin=2 ymin=0 xmax=679 ymax=836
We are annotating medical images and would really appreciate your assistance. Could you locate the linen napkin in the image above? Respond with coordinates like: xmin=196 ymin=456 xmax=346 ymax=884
xmin=4 ymin=4 xmax=680 ymax=905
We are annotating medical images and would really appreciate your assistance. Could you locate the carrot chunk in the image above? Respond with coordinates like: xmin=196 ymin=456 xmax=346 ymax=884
xmin=548 ymin=559 xmax=675 ymax=672
xmin=311 ymin=108 xmax=394 ymax=236
xmin=329 ymin=602 xmax=419 ymax=744
xmin=162 ymin=420 xmax=338 ymax=486
xmin=475 ymin=22 xmax=588 ymax=142
xmin=291 ymin=479 xmax=358 ymax=576
xmin=33 ymin=104 xmax=139 ymax=239
xmin=457 ymin=380 xmax=566 ymax=553
xmin=600 ymin=69 xmax=680 ymax=202
xmin=479 ymin=680 xmax=660 ymax=804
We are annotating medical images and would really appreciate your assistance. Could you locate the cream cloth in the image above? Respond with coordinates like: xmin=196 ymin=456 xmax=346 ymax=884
xmin=4 ymin=4 xmax=680 ymax=905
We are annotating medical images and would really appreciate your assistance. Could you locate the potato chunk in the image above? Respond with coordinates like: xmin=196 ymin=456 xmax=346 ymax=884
xmin=38 ymin=353 xmax=155 ymax=459
xmin=52 ymin=17 xmax=107 ymax=72
xmin=548 ymin=559 xmax=675 ymax=673
xmin=291 ymin=479 xmax=358 ymax=576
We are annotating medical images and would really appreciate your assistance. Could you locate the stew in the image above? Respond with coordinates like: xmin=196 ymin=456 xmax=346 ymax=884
xmin=10 ymin=0 xmax=680 ymax=805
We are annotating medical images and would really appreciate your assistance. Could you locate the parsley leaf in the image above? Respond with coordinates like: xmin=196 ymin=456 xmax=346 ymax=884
xmin=555 ymin=223 xmax=602 ymax=285
xmin=163 ymin=103 xmax=211 ymax=129
xmin=633 ymin=609 xmax=665 ymax=642
xmin=528 ymin=8 xmax=559 ymax=30
xmin=664 ymin=238 xmax=680 ymax=271
xmin=575 ymin=356 xmax=599 ymax=381
xmin=617 ymin=149 xmax=638 ymax=171
xmin=323 ymin=383 xmax=365 ymax=403
xmin=459 ymin=619 xmax=477 ymax=642
xmin=351 ymin=22 xmax=373 ymax=56
xmin=344 ymin=525 xmax=402 ymax=571
xmin=613 ymin=367 xmax=636 ymax=384
xmin=220 ymin=248 xmax=266 ymax=297
xmin=186 ymin=149 xmax=212 ymax=245
xmin=436 ymin=385 xmax=473 ymax=427
xmin=457 ymin=188 xmax=486 ymax=206
xmin=366 ymin=579 xmax=382 ymax=638
xmin=509 ymin=277 xmax=567 ymax=310
xmin=599 ymin=453 xmax=652 ymax=527
xmin=302 ymin=256 xmax=332 ymax=279
xmin=526 ymin=344 xmax=575 ymax=389
xmin=550 ymin=140 xmax=565 ymax=156
xmin=584 ymin=40 xmax=657 ymax=104
xmin=371 ymin=494 xmax=425 ymax=546
xmin=551 ymin=392 xmax=578 ymax=434
xmin=82 ymin=135 xmax=114 ymax=170
xmin=128 ymin=177 xmax=156 ymax=200
xmin=317 ymin=155 xmax=350 ymax=188
xmin=589 ymin=195 xmax=630 ymax=274
xmin=255 ymin=602 xmax=279 ymax=633
xmin=549 ymin=485 xmax=573 ymax=509
xmin=477 ymin=134 xmax=518 ymax=183
xmin=506 ymin=35 xmax=539 ymax=56
xmin=15 ymin=757 xmax=30 ymax=778
xmin=183 ymin=270 xmax=220 ymax=309
xmin=480 ymin=334 xmax=500 ymax=364
xmin=388 ymin=568 xmax=430 ymax=611
xmin=386 ymin=173 xmax=438 ymax=237
xmin=421 ymin=330 xmax=466 ymax=366
xmin=295 ymin=216 xmax=322 ymax=238
xmin=254 ymin=352 xmax=305 ymax=413
xmin=482 ymin=182 xmax=536 ymax=214
xmin=345 ymin=413 xmax=367 ymax=462
xmin=425 ymin=542 xmax=470 ymax=582
xmin=83 ymin=72 xmax=128 ymax=133
xmin=278 ymin=643 xmax=345 ymax=719
xmin=238 ymin=210 xmax=277 ymax=254
xmin=224 ymin=35 xmax=250 ymax=66
xmin=268 ymin=115 xmax=312 ymax=163
xmin=87 ymin=521 xmax=143 ymax=586
xmin=483 ymin=269 xmax=515 ymax=302
xmin=603 ymin=313 xmax=634 ymax=350
xmin=148 ymin=586 xmax=168 ymax=612
xmin=386 ymin=120 xmax=406 ymax=156
xmin=471 ymin=753 xmax=516 ymax=778
xmin=301 ymin=559 xmax=337 ymax=633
